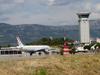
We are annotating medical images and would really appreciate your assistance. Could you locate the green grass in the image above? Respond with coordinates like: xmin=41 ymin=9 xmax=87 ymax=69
xmin=33 ymin=68 xmax=46 ymax=75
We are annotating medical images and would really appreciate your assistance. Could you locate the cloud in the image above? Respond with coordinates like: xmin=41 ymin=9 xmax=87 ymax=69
xmin=0 ymin=0 xmax=100 ymax=25
xmin=94 ymin=3 xmax=100 ymax=12
xmin=0 ymin=17 xmax=9 ymax=21
xmin=0 ymin=0 xmax=25 ymax=3
xmin=0 ymin=0 xmax=25 ymax=15
xmin=14 ymin=0 xmax=25 ymax=3
xmin=49 ymin=0 xmax=82 ymax=6
xmin=47 ymin=0 xmax=55 ymax=5
xmin=28 ymin=0 xmax=88 ymax=6
xmin=90 ymin=13 xmax=100 ymax=19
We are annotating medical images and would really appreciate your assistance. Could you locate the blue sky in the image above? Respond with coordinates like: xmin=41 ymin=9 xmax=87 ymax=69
xmin=0 ymin=0 xmax=100 ymax=26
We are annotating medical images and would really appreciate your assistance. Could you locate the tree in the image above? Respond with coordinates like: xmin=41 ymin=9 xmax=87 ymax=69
xmin=84 ymin=45 xmax=91 ymax=50
xmin=0 ymin=45 xmax=1 ymax=49
xmin=96 ymin=43 xmax=100 ymax=48
xmin=8 ymin=44 xmax=12 ymax=47
xmin=25 ymin=37 xmax=74 ymax=46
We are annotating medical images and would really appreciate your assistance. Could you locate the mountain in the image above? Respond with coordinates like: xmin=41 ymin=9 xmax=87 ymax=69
xmin=0 ymin=19 xmax=100 ymax=46
xmin=89 ymin=19 xmax=100 ymax=38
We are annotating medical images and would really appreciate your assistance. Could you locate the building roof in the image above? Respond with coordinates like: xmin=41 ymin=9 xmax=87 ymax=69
xmin=76 ymin=12 xmax=91 ymax=15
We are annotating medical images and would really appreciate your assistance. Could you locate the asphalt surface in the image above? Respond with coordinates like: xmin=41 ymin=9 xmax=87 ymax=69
xmin=0 ymin=52 xmax=96 ymax=61
xmin=0 ymin=53 xmax=59 ymax=61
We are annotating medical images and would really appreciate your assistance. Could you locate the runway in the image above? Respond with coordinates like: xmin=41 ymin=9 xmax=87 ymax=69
xmin=0 ymin=53 xmax=59 ymax=61
xmin=0 ymin=52 xmax=95 ymax=61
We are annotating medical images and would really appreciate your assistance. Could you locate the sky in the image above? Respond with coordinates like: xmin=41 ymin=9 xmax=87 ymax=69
xmin=0 ymin=0 xmax=100 ymax=26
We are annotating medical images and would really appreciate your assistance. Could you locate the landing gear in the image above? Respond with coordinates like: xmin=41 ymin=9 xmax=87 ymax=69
xmin=30 ymin=52 xmax=33 ymax=56
xmin=38 ymin=52 xmax=41 ymax=55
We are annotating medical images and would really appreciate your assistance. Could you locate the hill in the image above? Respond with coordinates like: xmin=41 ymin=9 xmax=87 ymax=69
xmin=0 ymin=19 xmax=100 ymax=45
xmin=25 ymin=38 xmax=74 ymax=46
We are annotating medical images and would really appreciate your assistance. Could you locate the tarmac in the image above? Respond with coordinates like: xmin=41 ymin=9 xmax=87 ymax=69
xmin=0 ymin=52 xmax=95 ymax=61
xmin=0 ymin=52 xmax=59 ymax=61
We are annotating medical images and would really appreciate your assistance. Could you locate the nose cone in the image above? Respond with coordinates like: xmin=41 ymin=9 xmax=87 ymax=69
xmin=48 ymin=46 xmax=51 ymax=49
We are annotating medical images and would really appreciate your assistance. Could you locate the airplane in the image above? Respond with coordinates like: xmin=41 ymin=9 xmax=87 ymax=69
xmin=16 ymin=37 xmax=51 ymax=55
xmin=76 ymin=47 xmax=88 ymax=53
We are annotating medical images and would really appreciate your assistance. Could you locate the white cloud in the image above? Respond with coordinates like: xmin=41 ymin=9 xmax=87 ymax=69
xmin=14 ymin=0 xmax=25 ymax=3
xmin=47 ymin=0 xmax=54 ymax=5
xmin=95 ymin=3 xmax=100 ymax=11
xmin=0 ymin=15 xmax=9 ymax=21
xmin=90 ymin=13 xmax=100 ymax=19
xmin=0 ymin=0 xmax=26 ymax=15
xmin=46 ymin=0 xmax=83 ymax=6
xmin=0 ymin=0 xmax=100 ymax=25
xmin=28 ymin=0 xmax=87 ymax=6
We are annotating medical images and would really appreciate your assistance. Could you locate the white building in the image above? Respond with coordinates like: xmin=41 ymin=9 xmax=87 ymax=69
xmin=77 ymin=12 xmax=91 ymax=45
xmin=96 ymin=38 xmax=100 ymax=43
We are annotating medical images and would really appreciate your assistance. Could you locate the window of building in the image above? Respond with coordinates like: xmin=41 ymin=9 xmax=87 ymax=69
xmin=78 ymin=15 xmax=89 ymax=18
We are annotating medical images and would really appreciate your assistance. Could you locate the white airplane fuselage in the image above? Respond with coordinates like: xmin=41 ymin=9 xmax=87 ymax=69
xmin=16 ymin=36 xmax=51 ymax=55
xmin=16 ymin=45 xmax=51 ymax=50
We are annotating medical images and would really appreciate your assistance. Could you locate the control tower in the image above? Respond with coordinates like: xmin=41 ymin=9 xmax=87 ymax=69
xmin=76 ymin=12 xmax=91 ymax=45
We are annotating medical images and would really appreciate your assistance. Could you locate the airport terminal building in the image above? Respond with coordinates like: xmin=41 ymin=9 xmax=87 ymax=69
xmin=0 ymin=47 xmax=22 ymax=55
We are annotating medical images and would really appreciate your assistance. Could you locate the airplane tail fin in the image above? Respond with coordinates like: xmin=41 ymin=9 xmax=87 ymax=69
xmin=16 ymin=37 xmax=24 ymax=47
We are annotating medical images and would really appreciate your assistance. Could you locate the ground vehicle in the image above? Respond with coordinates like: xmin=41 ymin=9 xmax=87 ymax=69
xmin=58 ymin=45 xmax=63 ymax=53
xmin=76 ymin=47 xmax=88 ymax=53
xmin=49 ymin=48 xmax=59 ymax=54
xmin=66 ymin=42 xmax=75 ymax=54
xmin=58 ymin=42 xmax=75 ymax=54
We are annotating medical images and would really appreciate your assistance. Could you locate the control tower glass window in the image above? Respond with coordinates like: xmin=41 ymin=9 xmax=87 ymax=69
xmin=78 ymin=15 xmax=89 ymax=18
